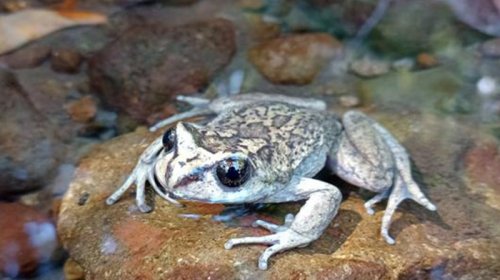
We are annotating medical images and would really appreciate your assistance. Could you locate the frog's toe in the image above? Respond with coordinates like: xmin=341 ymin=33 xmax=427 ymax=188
xmin=225 ymin=229 xmax=312 ymax=270
xmin=138 ymin=202 xmax=153 ymax=213
xmin=224 ymin=234 xmax=279 ymax=250
xmin=364 ymin=189 xmax=390 ymax=215
xmin=252 ymin=213 xmax=295 ymax=233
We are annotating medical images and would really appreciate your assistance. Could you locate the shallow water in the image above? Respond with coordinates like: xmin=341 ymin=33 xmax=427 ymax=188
xmin=1 ymin=0 xmax=500 ymax=279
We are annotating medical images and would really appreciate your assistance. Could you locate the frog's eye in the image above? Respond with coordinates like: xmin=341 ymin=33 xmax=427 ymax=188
xmin=216 ymin=157 xmax=251 ymax=188
xmin=162 ymin=128 xmax=176 ymax=152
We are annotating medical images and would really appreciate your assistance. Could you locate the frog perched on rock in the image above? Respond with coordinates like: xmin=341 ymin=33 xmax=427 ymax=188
xmin=106 ymin=92 xmax=436 ymax=270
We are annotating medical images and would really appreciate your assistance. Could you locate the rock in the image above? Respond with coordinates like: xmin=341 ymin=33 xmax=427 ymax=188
xmin=65 ymin=96 xmax=97 ymax=123
xmin=0 ymin=69 xmax=65 ymax=195
xmin=416 ymin=53 xmax=439 ymax=69
xmin=392 ymin=57 xmax=415 ymax=71
xmin=464 ymin=139 xmax=500 ymax=210
xmin=369 ymin=0 xmax=485 ymax=57
xmin=88 ymin=19 xmax=236 ymax=124
xmin=0 ymin=202 xmax=57 ymax=277
xmin=444 ymin=0 xmax=500 ymax=37
xmin=248 ymin=33 xmax=341 ymax=85
xmin=51 ymin=48 xmax=83 ymax=74
xmin=0 ymin=45 xmax=51 ymax=69
xmin=58 ymin=112 xmax=500 ymax=278
xmin=350 ymin=57 xmax=390 ymax=78
xmin=339 ymin=95 xmax=360 ymax=108
xmin=480 ymin=38 xmax=500 ymax=58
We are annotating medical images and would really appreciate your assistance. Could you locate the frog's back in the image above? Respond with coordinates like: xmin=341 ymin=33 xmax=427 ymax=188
xmin=198 ymin=101 xmax=341 ymax=182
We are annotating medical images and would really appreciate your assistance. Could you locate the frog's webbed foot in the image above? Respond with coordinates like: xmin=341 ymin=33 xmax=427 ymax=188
xmin=252 ymin=213 xmax=294 ymax=233
xmin=106 ymin=137 xmax=181 ymax=212
xmin=224 ymin=226 xmax=311 ymax=270
xmin=225 ymin=178 xmax=342 ymax=270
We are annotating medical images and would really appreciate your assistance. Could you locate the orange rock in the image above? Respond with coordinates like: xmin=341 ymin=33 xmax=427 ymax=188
xmin=65 ymin=96 xmax=97 ymax=123
xmin=0 ymin=202 xmax=57 ymax=277
xmin=249 ymin=33 xmax=342 ymax=85
xmin=416 ymin=53 xmax=439 ymax=69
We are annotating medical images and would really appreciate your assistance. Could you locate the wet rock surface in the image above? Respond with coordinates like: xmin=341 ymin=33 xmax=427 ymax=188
xmin=248 ymin=33 xmax=341 ymax=85
xmin=0 ymin=202 xmax=58 ymax=277
xmin=0 ymin=70 xmax=65 ymax=195
xmin=58 ymin=109 xmax=500 ymax=279
xmin=88 ymin=18 xmax=236 ymax=124
xmin=51 ymin=48 xmax=84 ymax=74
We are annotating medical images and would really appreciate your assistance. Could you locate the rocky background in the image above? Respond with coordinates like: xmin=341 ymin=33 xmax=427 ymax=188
xmin=1 ymin=0 xmax=500 ymax=279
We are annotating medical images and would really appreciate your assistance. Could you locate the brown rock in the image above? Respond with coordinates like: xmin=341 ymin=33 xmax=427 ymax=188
xmin=0 ymin=45 xmax=50 ymax=69
xmin=88 ymin=19 xmax=236 ymax=124
xmin=51 ymin=48 xmax=83 ymax=74
xmin=58 ymin=111 xmax=500 ymax=279
xmin=350 ymin=57 xmax=390 ymax=78
xmin=0 ymin=202 xmax=57 ymax=277
xmin=65 ymin=96 xmax=97 ymax=123
xmin=480 ymin=38 xmax=500 ymax=58
xmin=0 ymin=69 xmax=65 ymax=195
xmin=248 ymin=33 xmax=342 ymax=85
xmin=416 ymin=53 xmax=439 ymax=69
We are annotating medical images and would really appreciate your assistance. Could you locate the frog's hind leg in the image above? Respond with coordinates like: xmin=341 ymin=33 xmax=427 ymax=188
xmin=330 ymin=111 xmax=436 ymax=244
xmin=371 ymin=120 xmax=436 ymax=243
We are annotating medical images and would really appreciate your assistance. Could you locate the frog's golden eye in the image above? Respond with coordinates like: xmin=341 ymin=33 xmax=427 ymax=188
xmin=216 ymin=157 xmax=250 ymax=188
xmin=162 ymin=128 xmax=175 ymax=152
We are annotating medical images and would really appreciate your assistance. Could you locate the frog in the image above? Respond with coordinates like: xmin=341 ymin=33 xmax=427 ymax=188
xmin=106 ymin=92 xmax=436 ymax=270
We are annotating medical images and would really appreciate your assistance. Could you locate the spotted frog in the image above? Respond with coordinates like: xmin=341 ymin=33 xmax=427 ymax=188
xmin=106 ymin=93 xmax=436 ymax=270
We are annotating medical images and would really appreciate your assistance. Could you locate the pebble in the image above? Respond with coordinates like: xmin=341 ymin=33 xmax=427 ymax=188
xmin=350 ymin=57 xmax=390 ymax=78
xmin=65 ymin=96 xmax=98 ymax=123
xmin=248 ymin=33 xmax=342 ymax=84
xmin=416 ymin=53 xmax=439 ymax=69
xmin=51 ymin=49 xmax=83 ymax=74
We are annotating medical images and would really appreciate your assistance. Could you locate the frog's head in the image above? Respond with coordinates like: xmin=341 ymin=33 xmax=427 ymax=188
xmin=154 ymin=122 xmax=275 ymax=204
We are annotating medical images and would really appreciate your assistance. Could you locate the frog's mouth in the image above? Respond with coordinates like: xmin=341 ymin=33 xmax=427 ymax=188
xmin=171 ymin=174 xmax=201 ymax=189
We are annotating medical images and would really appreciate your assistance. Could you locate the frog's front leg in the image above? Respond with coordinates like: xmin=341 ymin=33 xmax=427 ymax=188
xmin=330 ymin=111 xmax=436 ymax=244
xmin=106 ymin=136 xmax=180 ymax=212
xmin=224 ymin=178 xmax=342 ymax=270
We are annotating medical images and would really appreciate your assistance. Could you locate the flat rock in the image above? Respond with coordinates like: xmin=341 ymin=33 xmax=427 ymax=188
xmin=58 ymin=108 xmax=500 ymax=279
xmin=248 ymin=33 xmax=341 ymax=85
xmin=88 ymin=18 xmax=236 ymax=124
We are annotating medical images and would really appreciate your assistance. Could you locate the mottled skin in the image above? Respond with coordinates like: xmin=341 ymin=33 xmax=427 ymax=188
xmin=106 ymin=93 xmax=436 ymax=270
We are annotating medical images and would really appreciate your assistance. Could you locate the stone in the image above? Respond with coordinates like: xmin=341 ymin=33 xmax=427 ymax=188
xmin=444 ymin=0 xmax=500 ymax=37
xmin=65 ymin=96 xmax=97 ymax=123
xmin=416 ymin=53 xmax=439 ymax=69
xmin=51 ymin=48 xmax=83 ymax=74
xmin=88 ymin=19 xmax=236 ymax=124
xmin=58 ymin=111 xmax=500 ymax=278
xmin=248 ymin=33 xmax=341 ymax=85
xmin=369 ymin=0 xmax=485 ymax=57
xmin=480 ymin=38 xmax=500 ymax=58
xmin=0 ymin=45 xmax=51 ymax=69
xmin=0 ymin=202 xmax=57 ymax=277
xmin=0 ymin=69 xmax=65 ymax=195
xmin=350 ymin=57 xmax=390 ymax=78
